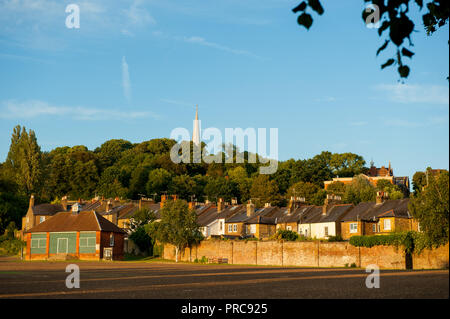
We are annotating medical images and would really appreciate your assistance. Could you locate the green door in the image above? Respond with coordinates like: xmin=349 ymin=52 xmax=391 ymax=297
xmin=57 ymin=238 xmax=68 ymax=253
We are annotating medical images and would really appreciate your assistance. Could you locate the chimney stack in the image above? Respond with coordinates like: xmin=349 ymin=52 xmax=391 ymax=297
xmin=29 ymin=194 xmax=35 ymax=209
xmin=217 ymin=198 xmax=224 ymax=212
xmin=61 ymin=196 xmax=68 ymax=211
xmin=246 ymin=201 xmax=255 ymax=217
xmin=376 ymin=191 xmax=388 ymax=205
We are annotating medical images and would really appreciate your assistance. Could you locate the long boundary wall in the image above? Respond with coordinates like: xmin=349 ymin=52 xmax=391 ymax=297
xmin=163 ymin=241 xmax=449 ymax=270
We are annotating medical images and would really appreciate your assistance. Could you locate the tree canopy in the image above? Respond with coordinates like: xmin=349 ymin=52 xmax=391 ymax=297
xmin=145 ymin=199 xmax=202 ymax=262
xmin=409 ymin=169 xmax=449 ymax=248
xmin=292 ymin=0 xmax=449 ymax=79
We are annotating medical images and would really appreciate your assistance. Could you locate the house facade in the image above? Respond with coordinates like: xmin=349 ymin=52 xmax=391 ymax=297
xmin=24 ymin=204 xmax=126 ymax=261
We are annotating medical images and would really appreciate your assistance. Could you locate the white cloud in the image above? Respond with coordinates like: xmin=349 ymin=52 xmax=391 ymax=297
xmin=180 ymin=35 xmax=263 ymax=60
xmin=124 ymin=0 xmax=156 ymax=26
xmin=375 ymin=83 xmax=449 ymax=105
xmin=0 ymin=100 xmax=158 ymax=120
xmin=122 ymin=56 xmax=132 ymax=104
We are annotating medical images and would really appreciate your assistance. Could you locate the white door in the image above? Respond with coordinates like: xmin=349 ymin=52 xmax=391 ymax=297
xmin=57 ymin=238 xmax=68 ymax=253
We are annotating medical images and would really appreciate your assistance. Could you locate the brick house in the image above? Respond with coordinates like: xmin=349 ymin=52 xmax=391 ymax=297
xmin=24 ymin=204 xmax=126 ymax=261
xmin=340 ymin=194 xmax=419 ymax=240
xmin=21 ymin=195 xmax=67 ymax=235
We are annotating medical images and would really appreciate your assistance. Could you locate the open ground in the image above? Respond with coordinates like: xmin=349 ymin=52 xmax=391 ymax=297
xmin=0 ymin=257 xmax=448 ymax=299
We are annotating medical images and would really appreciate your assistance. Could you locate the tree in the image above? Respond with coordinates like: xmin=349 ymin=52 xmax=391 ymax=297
xmin=344 ymin=175 xmax=377 ymax=205
xmin=4 ymin=126 xmax=42 ymax=196
xmin=409 ymin=169 xmax=449 ymax=248
xmin=326 ymin=181 xmax=346 ymax=196
xmin=95 ymin=139 xmax=132 ymax=172
xmin=292 ymin=0 xmax=449 ymax=78
xmin=412 ymin=171 xmax=427 ymax=194
xmin=146 ymin=168 xmax=172 ymax=199
xmin=286 ymin=181 xmax=320 ymax=205
xmin=204 ymin=177 xmax=237 ymax=203
xmin=145 ymin=199 xmax=202 ymax=262
xmin=376 ymin=179 xmax=404 ymax=199
xmin=97 ymin=166 xmax=128 ymax=199
xmin=0 ymin=178 xmax=27 ymax=234
xmin=330 ymin=153 xmax=366 ymax=177
xmin=250 ymin=175 xmax=281 ymax=207
xmin=168 ymin=175 xmax=197 ymax=200
xmin=128 ymin=208 xmax=156 ymax=255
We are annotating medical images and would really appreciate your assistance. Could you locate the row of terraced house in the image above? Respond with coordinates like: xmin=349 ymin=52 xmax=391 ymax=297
xmin=21 ymin=190 xmax=419 ymax=261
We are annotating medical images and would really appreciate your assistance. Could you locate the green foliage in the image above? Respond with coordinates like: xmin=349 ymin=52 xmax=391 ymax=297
xmin=129 ymin=226 xmax=154 ymax=254
xmin=292 ymin=0 xmax=449 ymax=79
xmin=412 ymin=171 xmax=427 ymax=194
xmin=409 ymin=169 xmax=449 ymax=249
xmin=250 ymin=175 xmax=280 ymax=207
xmin=0 ymin=178 xmax=27 ymax=233
xmin=376 ymin=180 xmax=405 ymax=200
xmin=0 ymin=238 xmax=25 ymax=256
xmin=273 ymin=229 xmax=299 ymax=241
xmin=349 ymin=231 xmax=431 ymax=254
xmin=4 ymin=125 xmax=42 ymax=196
xmin=327 ymin=235 xmax=344 ymax=242
xmin=343 ymin=175 xmax=376 ymax=205
xmin=145 ymin=199 xmax=203 ymax=262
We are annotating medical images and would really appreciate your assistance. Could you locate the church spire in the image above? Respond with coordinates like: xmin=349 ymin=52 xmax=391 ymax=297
xmin=192 ymin=105 xmax=200 ymax=146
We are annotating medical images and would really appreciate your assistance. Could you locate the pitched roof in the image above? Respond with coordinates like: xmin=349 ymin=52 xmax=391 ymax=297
xmin=31 ymin=204 xmax=65 ymax=216
xmin=25 ymin=211 xmax=126 ymax=234
xmin=341 ymin=198 xmax=410 ymax=222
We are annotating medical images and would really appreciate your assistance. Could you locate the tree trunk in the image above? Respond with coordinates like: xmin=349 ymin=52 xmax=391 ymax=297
xmin=175 ymin=247 xmax=179 ymax=263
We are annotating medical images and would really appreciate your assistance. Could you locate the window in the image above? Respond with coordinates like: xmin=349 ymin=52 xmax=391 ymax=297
xmin=383 ymin=219 xmax=391 ymax=231
xmin=219 ymin=221 xmax=223 ymax=231
xmin=233 ymin=224 xmax=238 ymax=232
xmin=39 ymin=216 xmax=45 ymax=224
xmin=228 ymin=224 xmax=232 ymax=233
xmin=31 ymin=238 xmax=46 ymax=248
xmin=110 ymin=233 xmax=114 ymax=246
xmin=324 ymin=227 xmax=329 ymax=236
xmin=250 ymin=224 xmax=256 ymax=234
xmin=80 ymin=237 xmax=96 ymax=247
xmin=350 ymin=223 xmax=358 ymax=233
xmin=286 ymin=226 xmax=292 ymax=231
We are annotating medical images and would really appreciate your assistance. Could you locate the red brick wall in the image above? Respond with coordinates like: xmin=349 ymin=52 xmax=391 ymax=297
xmin=164 ymin=240 xmax=449 ymax=270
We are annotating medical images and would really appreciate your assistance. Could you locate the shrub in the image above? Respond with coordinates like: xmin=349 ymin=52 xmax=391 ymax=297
xmin=0 ymin=238 xmax=25 ymax=256
xmin=327 ymin=235 xmax=344 ymax=242
xmin=273 ymin=229 xmax=299 ymax=241
xmin=349 ymin=231 xmax=428 ymax=254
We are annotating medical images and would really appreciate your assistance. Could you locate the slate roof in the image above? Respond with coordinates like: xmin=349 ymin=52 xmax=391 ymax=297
xmin=25 ymin=211 xmax=126 ymax=234
xmin=31 ymin=204 xmax=65 ymax=216
xmin=341 ymin=198 xmax=410 ymax=222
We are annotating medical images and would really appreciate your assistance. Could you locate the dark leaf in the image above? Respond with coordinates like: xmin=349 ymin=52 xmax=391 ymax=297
xmin=381 ymin=58 xmax=395 ymax=69
xmin=297 ymin=13 xmax=313 ymax=30
xmin=398 ymin=65 xmax=410 ymax=78
xmin=377 ymin=40 xmax=390 ymax=56
xmin=292 ymin=1 xmax=307 ymax=13
xmin=308 ymin=0 xmax=324 ymax=15
xmin=415 ymin=0 xmax=423 ymax=9
xmin=378 ymin=20 xmax=390 ymax=36
xmin=389 ymin=16 xmax=415 ymax=46
xmin=401 ymin=47 xmax=415 ymax=58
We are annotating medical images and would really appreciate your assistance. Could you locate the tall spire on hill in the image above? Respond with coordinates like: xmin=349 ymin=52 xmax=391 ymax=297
xmin=192 ymin=105 xmax=200 ymax=146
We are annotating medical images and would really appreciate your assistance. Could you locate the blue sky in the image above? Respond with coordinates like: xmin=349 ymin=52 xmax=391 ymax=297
xmin=0 ymin=0 xmax=448 ymax=180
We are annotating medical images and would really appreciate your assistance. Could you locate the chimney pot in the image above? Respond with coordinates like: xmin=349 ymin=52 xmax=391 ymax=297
xmin=247 ymin=201 xmax=255 ymax=217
